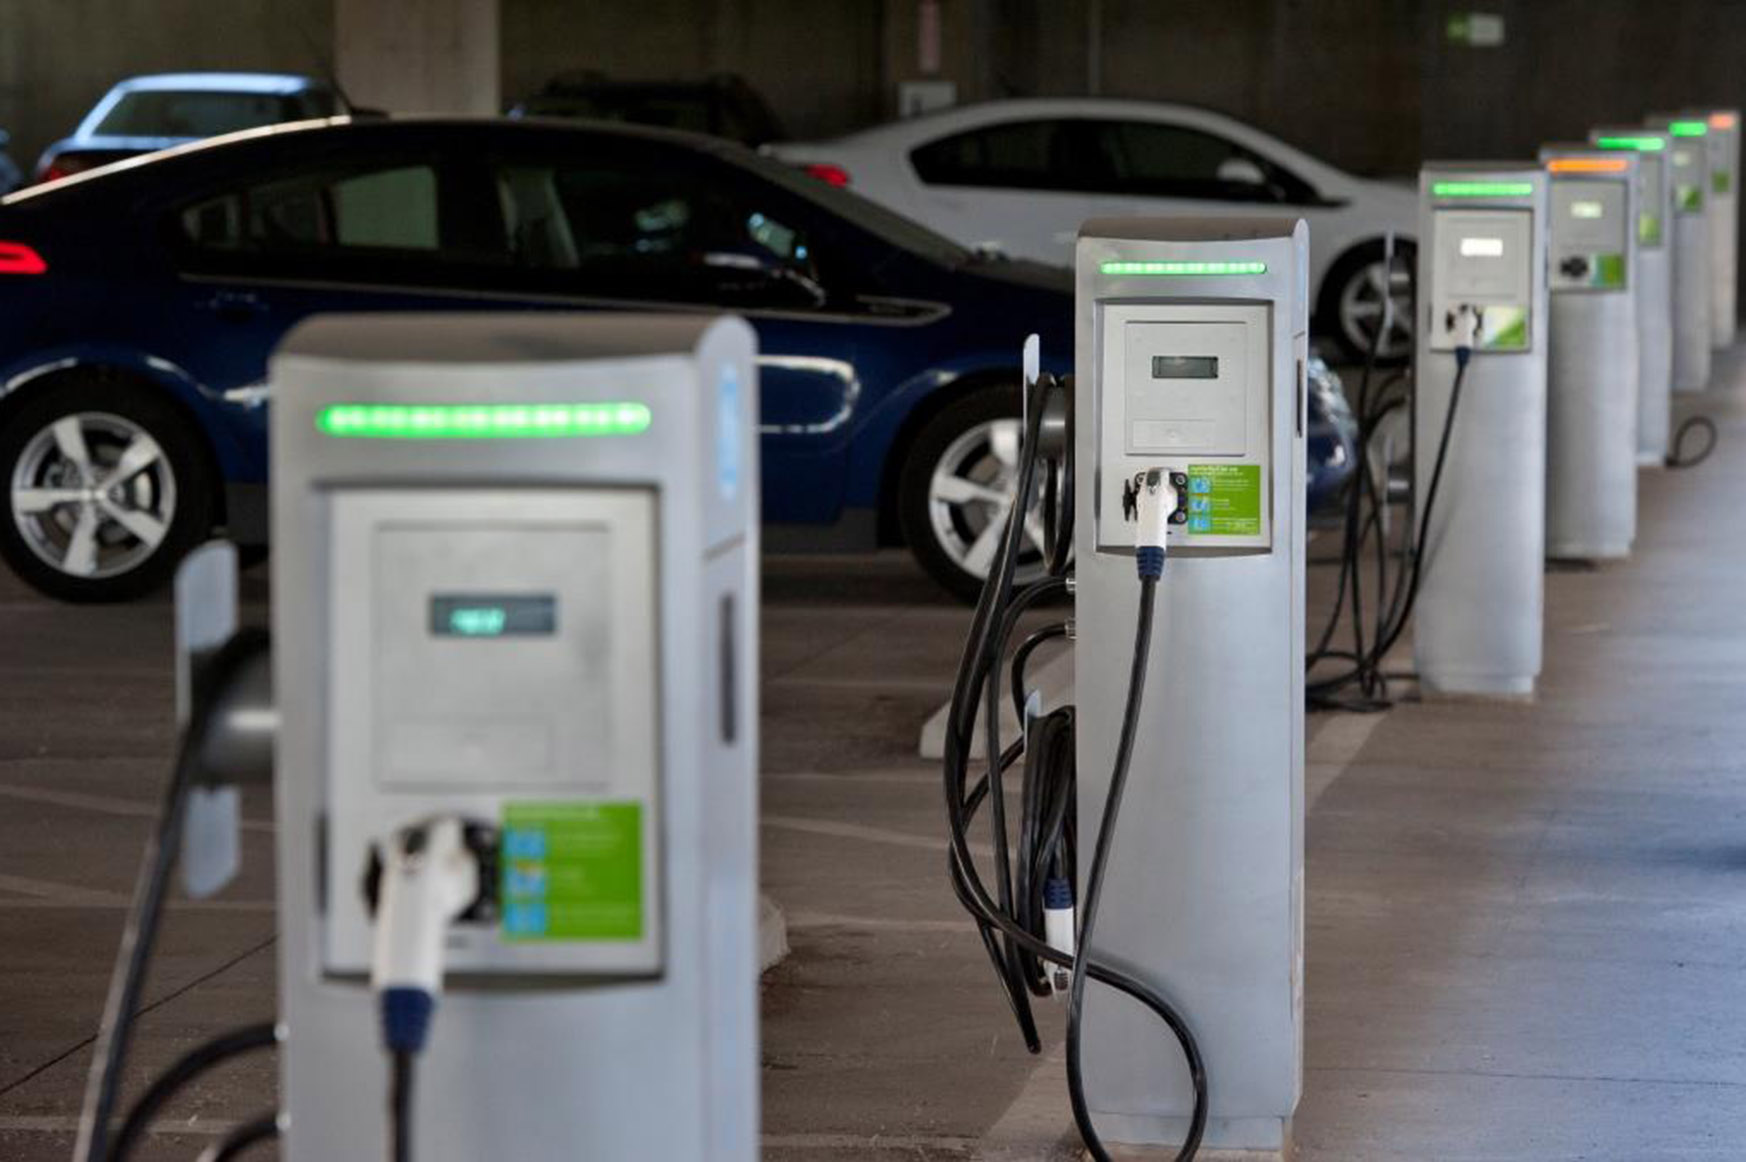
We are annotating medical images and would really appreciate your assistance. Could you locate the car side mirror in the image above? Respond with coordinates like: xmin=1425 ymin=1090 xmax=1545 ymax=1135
xmin=1216 ymin=156 xmax=1267 ymax=186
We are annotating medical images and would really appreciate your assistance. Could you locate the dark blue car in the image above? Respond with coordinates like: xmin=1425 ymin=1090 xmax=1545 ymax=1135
xmin=0 ymin=116 xmax=1353 ymax=602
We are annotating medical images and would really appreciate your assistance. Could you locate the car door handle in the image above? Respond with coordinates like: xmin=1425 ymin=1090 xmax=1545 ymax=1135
xmin=198 ymin=291 xmax=268 ymax=322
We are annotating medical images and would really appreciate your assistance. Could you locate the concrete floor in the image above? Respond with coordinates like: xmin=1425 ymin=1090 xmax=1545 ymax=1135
xmin=2 ymin=356 xmax=1746 ymax=1160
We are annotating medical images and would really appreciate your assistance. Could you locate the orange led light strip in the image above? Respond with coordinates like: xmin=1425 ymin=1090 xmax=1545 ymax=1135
xmin=1547 ymin=158 xmax=1629 ymax=174
xmin=1711 ymin=113 xmax=1737 ymax=130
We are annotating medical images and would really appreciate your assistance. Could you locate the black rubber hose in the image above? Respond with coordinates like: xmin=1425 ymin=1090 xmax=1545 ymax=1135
xmin=940 ymin=374 xmax=1206 ymax=1158
xmin=1667 ymin=415 xmax=1718 ymax=468
xmin=391 ymin=1049 xmax=415 ymax=1162
xmin=74 ymin=629 xmax=273 ymax=1162
xmin=193 ymin=1113 xmax=280 ymax=1162
xmin=107 ymin=1022 xmax=279 ymax=1161
xmin=1309 ymin=353 xmax=1469 ymax=702
xmin=1065 ymin=576 xmax=1206 ymax=1162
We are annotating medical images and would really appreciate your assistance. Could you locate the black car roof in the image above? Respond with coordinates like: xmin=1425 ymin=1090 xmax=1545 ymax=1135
xmin=3 ymin=114 xmax=752 ymax=206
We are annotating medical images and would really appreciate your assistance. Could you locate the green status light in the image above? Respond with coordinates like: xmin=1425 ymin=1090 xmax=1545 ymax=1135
xmin=1669 ymin=120 xmax=1709 ymax=137
xmin=1595 ymin=135 xmax=1667 ymax=152
xmin=1432 ymin=181 xmax=1535 ymax=198
xmin=316 ymin=401 xmax=653 ymax=439
xmin=448 ymin=607 xmax=509 ymax=637
xmin=1100 ymin=260 xmax=1267 ymax=277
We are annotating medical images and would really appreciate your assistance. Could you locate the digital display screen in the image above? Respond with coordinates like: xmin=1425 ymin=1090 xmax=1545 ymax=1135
xmin=1571 ymin=200 xmax=1605 ymax=219
xmin=430 ymin=594 xmax=557 ymax=638
xmin=1460 ymin=236 xmax=1506 ymax=257
xmin=1151 ymin=355 xmax=1219 ymax=379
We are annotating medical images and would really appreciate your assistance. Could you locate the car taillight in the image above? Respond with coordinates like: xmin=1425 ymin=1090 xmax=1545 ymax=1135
xmin=39 ymin=157 xmax=92 ymax=184
xmin=0 ymin=242 xmax=47 ymax=275
xmin=803 ymin=162 xmax=852 ymax=187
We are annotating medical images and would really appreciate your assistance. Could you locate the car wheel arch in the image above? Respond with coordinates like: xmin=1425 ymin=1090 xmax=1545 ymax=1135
xmin=874 ymin=367 xmax=1021 ymax=545
xmin=0 ymin=361 xmax=230 ymax=527
xmin=1316 ymin=236 xmax=1419 ymax=361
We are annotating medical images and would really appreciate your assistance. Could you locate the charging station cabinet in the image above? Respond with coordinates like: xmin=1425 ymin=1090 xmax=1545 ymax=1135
xmin=1592 ymin=127 xmax=1676 ymax=464
xmin=1652 ymin=115 xmax=1713 ymax=391
xmin=269 ymin=314 xmax=760 ymax=1162
xmin=1415 ymin=166 xmax=1549 ymax=697
xmin=1075 ymin=220 xmax=1305 ymax=1154
xmin=1540 ymin=146 xmax=1639 ymax=560
xmin=1699 ymin=109 xmax=1740 ymax=349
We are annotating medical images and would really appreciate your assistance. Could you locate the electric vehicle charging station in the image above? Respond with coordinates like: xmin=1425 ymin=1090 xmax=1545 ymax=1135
xmin=1540 ymin=146 xmax=1639 ymax=560
xmin=1652 ymin=115 xmax=1713 ymax=391
xmin=1697 ymin=109 xmax=1740 ymax=348
xmin=1415 ymin=166 xmax=1549 ymax=698
xmin=1591 ymin=126 xmax=1676 ymax=465
xmin=1073 ymin=220 xmax=1305 ymax=1154
xmin=264 ymin=313 xmax=761 ymax=1162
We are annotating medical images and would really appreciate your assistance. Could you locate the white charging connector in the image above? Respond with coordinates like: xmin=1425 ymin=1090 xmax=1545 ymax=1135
xmin=371 ymin=817 xmax=482 ymax=1054
xmin=1130 ymin=468 xmax=1179 ymax=579
xmin=1451 ymin=304 xmax=1483 ymax=362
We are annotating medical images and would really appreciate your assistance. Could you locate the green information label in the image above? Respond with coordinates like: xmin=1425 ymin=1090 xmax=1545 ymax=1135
xmin=500 ymin=801 xmax=643 ymax=941
xmin=1639 ymin=213 xmax=1663 ymax=247
xmin=1480 ymin=305 xmax=1529 ymax=351
xmin=1184 ymin=464 xmax=1262 ymax=536
xmin=1593 ymin=253 xmax=1626 ymax=289
xmin=1678 ymin=184 xmax=1705 ymax=212
xmin=1715 ymin=170 xmax=1733 ymax=195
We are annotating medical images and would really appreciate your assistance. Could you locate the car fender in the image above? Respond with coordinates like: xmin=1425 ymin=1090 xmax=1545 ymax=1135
xmin=0 ymin=344 xmax=257 ymax=479
xmin=847 ymin=350 xmax=1069 ymax=524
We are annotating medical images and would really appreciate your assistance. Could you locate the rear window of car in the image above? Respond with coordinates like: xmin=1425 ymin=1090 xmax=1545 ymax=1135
xmin=91 ymin=90 xmax=329 ymax=138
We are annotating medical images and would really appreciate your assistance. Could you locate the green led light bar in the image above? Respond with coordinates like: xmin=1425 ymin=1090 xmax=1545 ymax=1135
xmin=1669 ymin=120 xmax=1709 ymax=137
xmin=316 ymin=402 xmax=653 ymax=439
xmin=1432 ymin=181 xmax=1535 ymax=198
xmin=1099 ymin=260 xmax=1267 ymax=277
xmin=1595 ymin=135 xmax=1667 ymax=152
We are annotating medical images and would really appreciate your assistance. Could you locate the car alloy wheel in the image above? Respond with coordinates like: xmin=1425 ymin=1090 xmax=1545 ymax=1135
xmin=9 ymin=411 xmax=177 ymax=582
xmin=924 ymin=417 xmax=1049 ymax=589
xmin=1337 ymin=256 xmax=1414 ymax=362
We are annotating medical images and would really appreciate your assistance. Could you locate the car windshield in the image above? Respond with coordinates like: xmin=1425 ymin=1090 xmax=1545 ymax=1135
xmin=737 ymin=149 xmax=971 ymax=268
xmin=91 ymin=89 xmax=327 ymax=139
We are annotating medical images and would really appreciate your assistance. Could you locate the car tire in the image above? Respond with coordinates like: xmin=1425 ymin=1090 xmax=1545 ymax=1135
xmin=1320 ymin=240 xmax=1417 ymax=365
xmin=898 ymin=382 xmax=1052 ymax=604
xmin=0 ymin=375 xmax=214 ymax=603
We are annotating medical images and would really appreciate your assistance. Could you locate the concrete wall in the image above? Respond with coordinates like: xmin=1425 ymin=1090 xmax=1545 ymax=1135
xmin=500 ymin=0 xmax=886 ymax=140
xmin=1 ymin=0 xmax=1744 ymax=179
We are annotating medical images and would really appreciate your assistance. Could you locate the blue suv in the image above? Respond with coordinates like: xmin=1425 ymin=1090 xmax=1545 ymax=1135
xmin=0 ymin=117 xmax=1353 ymax=602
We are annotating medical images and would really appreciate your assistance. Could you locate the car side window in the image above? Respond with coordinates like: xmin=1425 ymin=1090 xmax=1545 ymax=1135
xmin=490 ymin=152 xmax=830 ymax=310
xmin=1088 ymin=120 xmax=1315 ymax=204
xmin=909 ymin=120 xmax=1106 ymax=193
xmin=181 ymin=163 xmax=442 ymax=254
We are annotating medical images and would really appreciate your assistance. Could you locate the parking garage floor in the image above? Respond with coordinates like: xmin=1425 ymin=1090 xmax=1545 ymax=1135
xmin=3 ymin=358 xmax=1746 ymax=1161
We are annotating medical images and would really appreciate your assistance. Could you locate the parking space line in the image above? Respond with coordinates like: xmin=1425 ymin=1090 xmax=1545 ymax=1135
xmin=0 ymin=781 xmax=274 ymax=832
xmin=0 ymin=873 xmax=127 ymax=906
xmin=763 ymin=814 xmax=992 ymax=859
xmin=785 ymin=910 xmax=978 ymax=934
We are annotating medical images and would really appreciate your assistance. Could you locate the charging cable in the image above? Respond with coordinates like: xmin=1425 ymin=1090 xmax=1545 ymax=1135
xmin=371 ymin=817 xmax=484 ymax=1162
xmin=1064 ymin=469 xmax=1204 ymax=1161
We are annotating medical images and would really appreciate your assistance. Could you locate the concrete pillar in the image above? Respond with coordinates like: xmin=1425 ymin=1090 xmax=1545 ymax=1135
xmin=334 ymin=0 xmax=499 ymax=115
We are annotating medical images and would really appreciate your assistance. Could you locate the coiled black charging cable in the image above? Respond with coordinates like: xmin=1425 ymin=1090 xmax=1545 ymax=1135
xmin=941 ymin=372 xmax=1206 ymax=1161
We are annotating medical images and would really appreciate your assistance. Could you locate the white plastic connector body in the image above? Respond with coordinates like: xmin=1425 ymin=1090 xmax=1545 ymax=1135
xmin=1131 ymin=469 xmax=1178 ymax=550
xmin=1452 ymin=303 xmax=1483 ymax=352
xmin=1044 ymin=905 xmax=1076 ymax=961
xmin=370 ymin=817 xmax=481 ymax=997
